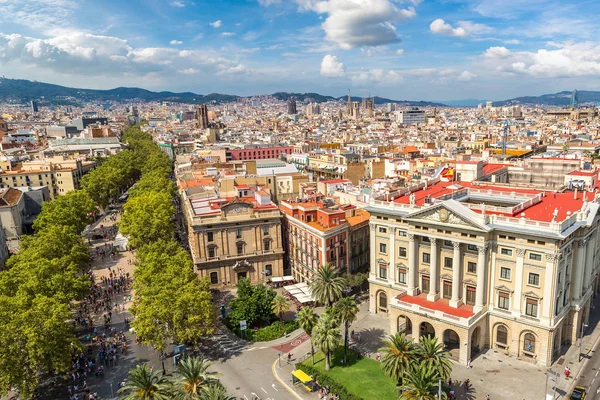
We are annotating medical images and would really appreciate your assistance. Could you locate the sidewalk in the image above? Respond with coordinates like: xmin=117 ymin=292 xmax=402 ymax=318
xmin=549 ymin=296 xmax=600 ymax=399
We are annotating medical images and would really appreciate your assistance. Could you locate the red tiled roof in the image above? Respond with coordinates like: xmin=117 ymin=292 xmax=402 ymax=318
xmin=481 ymin=163 xmax=506 ymax=175
xmin=320 ymin=179 xmax=351 ymax=184
xmin=397 ymin=293 xmax=474 ymax=318
xmin=392 ymin=180 xmax=594 ymax=222
xmin=568 ymin=170 xmax=596 ymax=176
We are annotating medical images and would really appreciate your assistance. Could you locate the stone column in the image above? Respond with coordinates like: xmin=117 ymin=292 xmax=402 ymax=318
xmin=513 ymin=248 xmax=525 ymax=315
xmin=584 ymin=234 xmax=595 ymax=291
xmin=488 ymin=244 xmax=498 ymax=308
xmin=408 ymin=234 xmax=418 ymax=295
xmin=543 ymin=252 xmax=559 ymax=319
xmin=450 ymin=241 xmax=462 ymax=308
xmin=474 ymin=244 xmax=488 ymax=312
xmin=573 ymin=239 xmax=586 ymax=301
xmin=369 ymin=223 xmax=376 ymax=279
xmin=427 ymin=237 xmax=439 ymax=302
xmin=388 ymin=229 xmax=396 ymax=285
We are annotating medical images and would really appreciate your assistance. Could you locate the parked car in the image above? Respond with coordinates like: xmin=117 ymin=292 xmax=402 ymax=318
xmin=571 ymin=386 xmax=586 ymax=400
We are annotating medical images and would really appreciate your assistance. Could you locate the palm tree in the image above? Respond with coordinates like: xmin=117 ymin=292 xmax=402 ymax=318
xmin=310 ymin=263 xmax=347 ymax=306
xmin=199 ymin=383 xmax=236 ymax=400
xmin=333 ymin=296 xmax=359 ymax=364
xmin=398 ymin=363 xmax=446 ymax=400
xmin=380 ymin=333 xmax=417 ymax=384
xmin=417 ymin=336 xmax=452 ymax=381
xmin=272 ymin=294 xmax=290 ymax=325
xmin=312 ymin=312 xmax=340 ymax=371
xmin=172 ymin=356 xmax=218 ymax=399
xmin=297 ymin=306 xmax=319 ymax=364
xmin=118 ymin=363 xmax=172 ymax=400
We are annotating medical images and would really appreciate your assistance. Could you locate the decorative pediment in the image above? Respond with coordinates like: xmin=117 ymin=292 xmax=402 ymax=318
xmin=396 ymin=262 xmax=407 ymax=268
xmin=495 ymin=284 xmax=513 ymax=293
xmin=404 ymin=200 xmax=490 ymax=232
xmin=440 ymin=273 xmax=453 ymax=280
xmin=523 ymin=290 xmax=542 ymax=300
xmin=463 ymin=278 xmax=477 ymax=285
xmin=233 ymin=259 xmax=253 ymax=271
xmin=222 ymin=198 xmax=253 ymax=215
xmin=376 ymin=258 xmax=389 ymax=265
xmin=419 ymin=268 xmax=429 ymax=275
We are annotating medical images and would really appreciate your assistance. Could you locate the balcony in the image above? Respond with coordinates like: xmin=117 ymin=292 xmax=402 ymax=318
xmin=390 ymin=293 xmax=484 ymax=328
xmin=198 ymin=248 xmax=283 ymax=264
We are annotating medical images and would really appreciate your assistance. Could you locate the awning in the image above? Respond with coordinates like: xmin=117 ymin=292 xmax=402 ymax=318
xmin=292 ymin=369 xmax=312 ymax=384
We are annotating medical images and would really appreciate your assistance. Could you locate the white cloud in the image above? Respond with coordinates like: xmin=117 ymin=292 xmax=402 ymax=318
xmin=221 ymin=32 xmax=235 ymax=37
xmin=0 ymin=0 xmax=80 ymax=32
xmin=484 ymin=46 xmax=511 ymax=59
xmin=179 ymin=68 xmax=199 ymax=74
xmin=0 ymin=32 xmax=250 ymax=79
xmin=351 ymin=69 xmax=403 ymax=85
xmin=504 ymin=39 xmax=520 ymax=45
xmin=296 ymin=0 xmax=416 ymax=49
xmin=396 ymin=49 xmax=404 ymax=55
xmin=266 ymin=44 xmax=284 ymax=50
xmin=258 ymin=0 xmax=282 ymax=5
xmin=483 ymin=42 xmax=600 ymax=78
xmin=456 ymin=20 xmax=494 ymax=35
xmin=320 ymin=54 xmax=346 ymax=77
xmin=240 ymin=47 xmax=261 ymax=53
xmin=170 ymin=1 xmax=186 ymax=7
xmin=170 ymin=40 xmax=183 ymax=45
xmin=210 ymin=20 xmax=222 ymax=28
xmin=457 ymin=70 xmax=477 ymax=81
xmin=430 ymin=19 xmax=468 ymax=38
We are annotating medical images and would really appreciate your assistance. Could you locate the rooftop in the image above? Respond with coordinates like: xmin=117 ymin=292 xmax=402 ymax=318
xmin=397 ymin=293 xmax=475 ymax=319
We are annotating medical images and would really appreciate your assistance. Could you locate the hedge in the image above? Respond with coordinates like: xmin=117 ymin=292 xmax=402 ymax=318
xmin=295 ymin=362 xmax=364 ymax=400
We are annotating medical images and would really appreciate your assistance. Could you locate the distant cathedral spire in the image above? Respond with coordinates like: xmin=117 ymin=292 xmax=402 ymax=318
xmin=346 ymin=89 xmax=352 ymax=115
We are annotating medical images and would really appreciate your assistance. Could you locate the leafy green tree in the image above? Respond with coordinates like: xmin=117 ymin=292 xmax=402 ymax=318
xmin=0 ymin=295 xmax=79 ymax=398
xmin=272 ymin=295 xmax=290 ymax=325
xmin=118 ymin=364 xmax=172 ymax=400
xmin=33 ymin=190 xmax=95 ymax=234
xmin=297 ymin=306 xmax=319 ymax=364
xmin=398 ymin=363 xmax=447 ymax=400
xmin=129 ymin=170 xmax=177 ymax=199
xmin=333 ymin=296 xmax=359 ymax=364
xmin=119 ymin=191 xmax=175 ymax=248
xmin=172 ymin=357 xmax=218 ymax=399
xmin=199 ymin=384 xmax=236 ymax=400
xmin=312 ymin=312 xmax=340 ymax=371
xmin=226 ymin=279 xmax=276 ymax=329
xmin=346 ymin=272 xmax=368 ymax=291
xmin=310 ymin=263 xmax=347 ymax=306
xmin=380 ymin=333 xmax=417 ymax=384
xmin=417 ymin=336 xmax=452 ymax=381
xmin=131 ymin=243 xmax=215 ymax=351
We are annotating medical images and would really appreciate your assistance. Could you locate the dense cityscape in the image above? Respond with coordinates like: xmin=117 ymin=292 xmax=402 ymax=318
xmin=2 ymin=1 xmax=600 ymax=400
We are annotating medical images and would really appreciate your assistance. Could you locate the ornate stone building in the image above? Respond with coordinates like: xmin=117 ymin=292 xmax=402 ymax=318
xmin=182 ymin=188 xmax=285 ymax=286
xmin=366 ymin=181 xmax=600 ymax=366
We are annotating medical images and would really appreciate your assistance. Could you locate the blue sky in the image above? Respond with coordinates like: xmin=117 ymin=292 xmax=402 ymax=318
xmin=1 ymin=0 xmax=600 ymax=100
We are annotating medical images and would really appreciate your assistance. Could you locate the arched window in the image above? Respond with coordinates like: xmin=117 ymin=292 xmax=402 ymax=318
xmin=523 ymin=333 xmax=536 ymax=354
xmin=378 ymin=291 xmax=388 ymax=312
xmin=496 ymin=325 xmax=508 ymax=347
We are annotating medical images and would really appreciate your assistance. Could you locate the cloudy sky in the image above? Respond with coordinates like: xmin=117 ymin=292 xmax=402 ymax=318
xmin=1 ymin=0 xmax=600 ymax=101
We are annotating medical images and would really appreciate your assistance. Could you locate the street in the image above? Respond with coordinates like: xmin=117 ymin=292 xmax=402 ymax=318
xmin=571 ymin=299 xmax=600 ymax=400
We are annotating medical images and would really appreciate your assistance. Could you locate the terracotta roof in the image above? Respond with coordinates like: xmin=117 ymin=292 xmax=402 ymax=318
xmin=0 ymin=187 xmax=22 ymax=207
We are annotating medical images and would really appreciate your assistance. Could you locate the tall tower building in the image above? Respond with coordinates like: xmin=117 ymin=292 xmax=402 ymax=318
xmin=198 ymin=105 xmax=209 ymax=129
xmin=365 ymin=98 xmax=374 ymax=118
xmin=346 ymin=89 xmax=352 ymax=116
xmin=287 ymin=98 xmax=297 ymax=115
xmin=30 ymin=101 xmax=39 ymax=113
xmin=352 ymin=101 xmax=360 ymax=120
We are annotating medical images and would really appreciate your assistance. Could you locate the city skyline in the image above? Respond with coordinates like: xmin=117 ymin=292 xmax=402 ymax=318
xmin=0 ymin=0 xmax=599 ymax=101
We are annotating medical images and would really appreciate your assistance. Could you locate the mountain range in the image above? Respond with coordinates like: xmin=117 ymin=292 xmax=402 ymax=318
xmin=0 ymin=77 xmax=599 ymax=108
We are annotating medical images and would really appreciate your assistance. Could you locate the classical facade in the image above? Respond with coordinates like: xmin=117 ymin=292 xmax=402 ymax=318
xmin=280 ymin=199 xmax=370 ymax=283
xmin=366 ymin=181 xmax=600 ymax=366
xmin=182 ymin=189 xmax=285 ymax=286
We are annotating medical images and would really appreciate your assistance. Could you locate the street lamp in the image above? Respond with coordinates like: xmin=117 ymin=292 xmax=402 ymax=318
xmin=544 ymin=370 xmax=558 ymax=400
xmin=579 ymin=323 xmax=589 ymax=362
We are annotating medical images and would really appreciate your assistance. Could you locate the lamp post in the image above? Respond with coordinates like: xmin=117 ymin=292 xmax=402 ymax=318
xmin=579 ymin=323 xmax=589 ymax=362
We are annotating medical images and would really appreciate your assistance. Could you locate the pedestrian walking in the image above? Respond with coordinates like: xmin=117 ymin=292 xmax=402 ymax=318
xmin=357 ymin=333 xmax=361 ymax=343
xmin=485 ymin=395 xmax=490 ymax=400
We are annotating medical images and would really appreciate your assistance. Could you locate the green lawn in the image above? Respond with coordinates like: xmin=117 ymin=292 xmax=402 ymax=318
xmin=300 ymin=348 xmax=398 ymax=400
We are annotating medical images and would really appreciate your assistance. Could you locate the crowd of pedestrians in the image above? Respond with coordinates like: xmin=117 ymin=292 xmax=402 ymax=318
xmin=66 ymin=210 xmax=133 ymax=400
